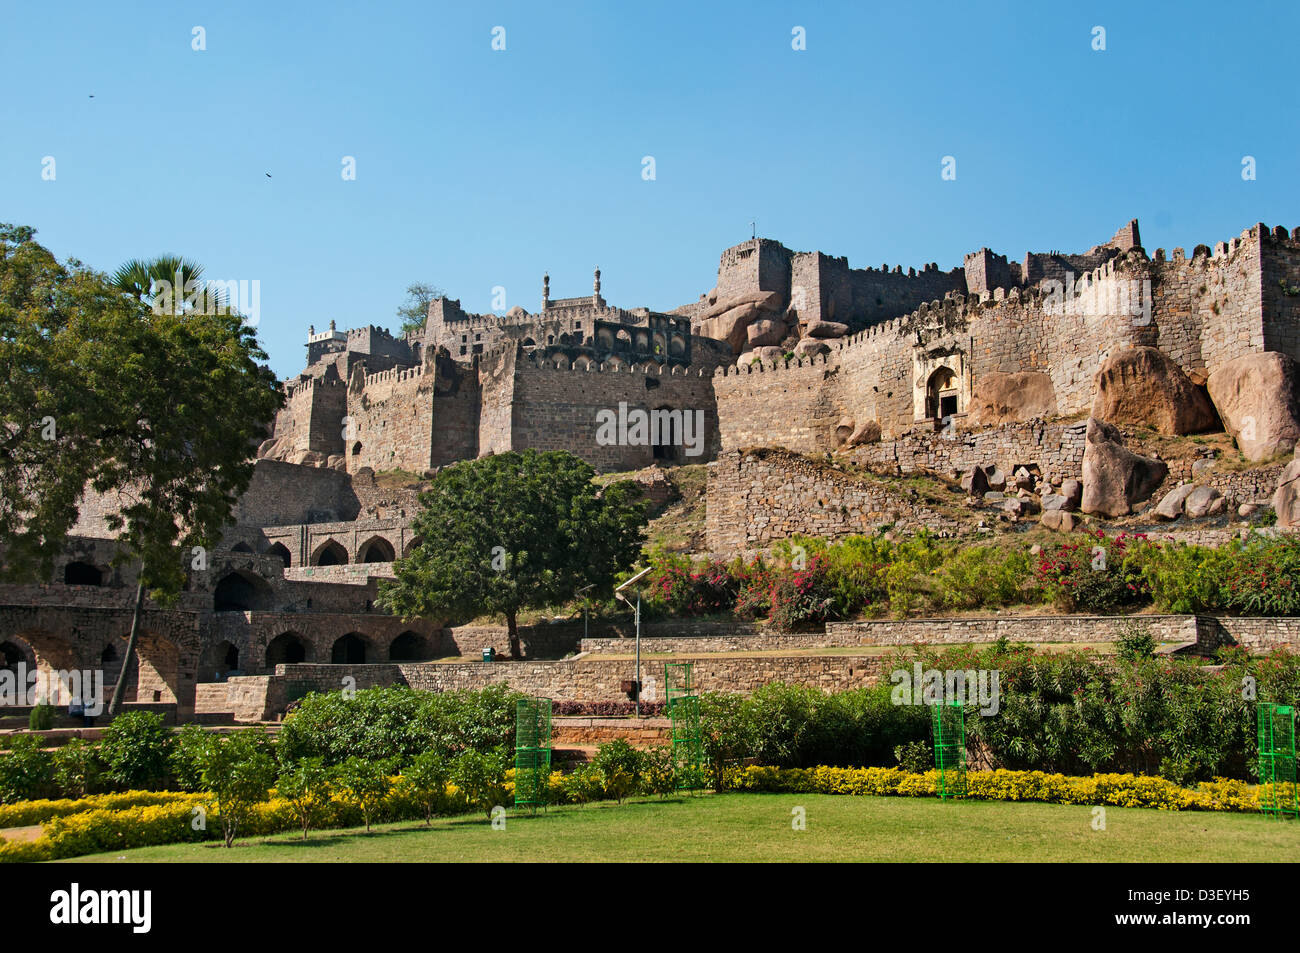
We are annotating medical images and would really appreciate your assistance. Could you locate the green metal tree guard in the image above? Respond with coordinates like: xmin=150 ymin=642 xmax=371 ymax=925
xmin=931 ymin=699 xmax=967 ymax=800
xmin=665 ymin=662 xmax=706 ymax=791
xmin=1257 ymin=702 xmax=1299 ymax=819
xmin=514 ymin=696 xmax=552 ymax=811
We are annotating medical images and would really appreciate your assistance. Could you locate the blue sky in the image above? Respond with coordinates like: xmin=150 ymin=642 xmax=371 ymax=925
xmin=3 ymin=0 xmax=1297 ymax=378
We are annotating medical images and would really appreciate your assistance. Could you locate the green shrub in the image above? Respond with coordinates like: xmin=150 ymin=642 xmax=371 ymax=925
xmin=28 ymin=703 xmax=56 ymax=732
xmin=98 ymin=711 xmax=174 ymax=791
xmin=194 ymin=728 xmax=277 ymax=847
xmin=277 ymin=684 xmax=523 ymax=767
xmin=1035 ymin=532 xmax=1148 ymax=613
xmin=591 ymin=738 xmax=644 ymax=803
xmin=451 ymin=748 xmax=509 ymax=819
xmin=0 ymin=735 xmax=57 ymax=803
xmin=398 ymin=751 xmax=452 ymax=824
xmin=51 ymin=739 xmax=103 ymax=800
xmin=1116 ymin=621 xmax=1156 ymax=662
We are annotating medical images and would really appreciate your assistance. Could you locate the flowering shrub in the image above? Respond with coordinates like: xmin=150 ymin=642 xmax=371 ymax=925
xmin=767 ymin=556 xmax=837 ymax=631
xmin=1035 ymin=531 xmax=1148 ymax=612
xmin=646 ymin=555 xmax=738 ymax=617
xmin=729 ymin=764 xmax=1269 ymax=812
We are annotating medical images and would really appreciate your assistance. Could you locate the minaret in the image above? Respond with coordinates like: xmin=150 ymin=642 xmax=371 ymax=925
xmin=542 ymin=272 xmax=550 ymax=311
xmin=593 ymin=266 xmax=602 ymax=307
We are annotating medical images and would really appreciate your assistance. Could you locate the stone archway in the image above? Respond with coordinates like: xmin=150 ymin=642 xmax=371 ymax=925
xmin=199 ymin=640 xmax=241 ymax=682
xmin=63 ymin=561 xmax=104 ymax=586
xmin=266 ymin=543 xmax=292 ymax=569
xmin=331 ymin=633 xmax=368 ymax=664
xmin=212 ymin=570 xmax=274 ymax=612
xmin=925 ymin=366 xmax=959 ymax=421
xmin=266 ymin=631 xmax=311 ymax=670
xmin=310 ymin=540 xmax=348 ymax=566
xmin=356 ymin=536 xmax=396 ymax=563
xmin=388 ymin=631 xmax=429 ymax=661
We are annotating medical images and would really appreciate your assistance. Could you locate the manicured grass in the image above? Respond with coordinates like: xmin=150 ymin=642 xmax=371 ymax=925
xmin=63 ymin=793 xmax=1300 ymax=863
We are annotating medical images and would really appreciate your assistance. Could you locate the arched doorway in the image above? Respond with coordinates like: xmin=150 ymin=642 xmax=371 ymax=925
xmin=266 ymin=632 xmax=309 ymax=670
xmin=926 ymin=366 xmax=959 ymax=420
xmin=311 ymin=540 xmax=348 ymax=566
xmin=356 ymin=537 xmax=395 ymax=563
xmin=266 ymin=543 xmax=292 ymax=568
xmin=331 ymin=633 xmax=367 ymax=664
xmin=199 ymin=640 xmax=240 ymax=682
xmin=212 ymin=571 xmax=274 ymax=612
xmin=652 ymin=406 xmax=680 ymax=462
xmin=0 ymin=638 xmax=35 ymax=675
xmin=63 ymin=562 xmax=104 ymax=586
xmin=388 ymin=631 xmax=428 ymax=661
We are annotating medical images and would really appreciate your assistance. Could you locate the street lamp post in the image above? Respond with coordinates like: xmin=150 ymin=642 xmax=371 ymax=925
xmin=614 ymin=566 xmax=653 ymax=717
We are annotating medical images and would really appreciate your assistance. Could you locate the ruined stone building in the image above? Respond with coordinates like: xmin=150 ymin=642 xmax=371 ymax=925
xmin=5 ymin=217 xmax=1300 ymax=722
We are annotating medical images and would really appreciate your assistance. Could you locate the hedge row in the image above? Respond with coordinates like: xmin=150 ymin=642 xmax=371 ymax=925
xmin=730 ymin=765 xmax=1272 ymax=812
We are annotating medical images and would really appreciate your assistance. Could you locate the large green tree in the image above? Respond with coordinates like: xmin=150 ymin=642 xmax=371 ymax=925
xmin=0 ymin=225 xmax=283 ymax=714
xmin=379 ymin=450 xmax=647 ymax=657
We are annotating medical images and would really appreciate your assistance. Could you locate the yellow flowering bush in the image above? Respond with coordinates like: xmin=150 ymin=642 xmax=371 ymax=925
xmin=0 ymin=790 xmax=199 ymax=828
xmin=730 ymin=765 xmax=1270 ymax=812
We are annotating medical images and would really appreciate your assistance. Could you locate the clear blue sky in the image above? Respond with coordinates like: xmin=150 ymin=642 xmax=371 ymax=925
xmin=3 ymin=0 xmax=1297 ymax=378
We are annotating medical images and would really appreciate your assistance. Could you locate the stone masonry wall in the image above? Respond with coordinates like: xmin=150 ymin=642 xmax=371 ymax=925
xmin=705 ymin=448 xmax=959 ymax=552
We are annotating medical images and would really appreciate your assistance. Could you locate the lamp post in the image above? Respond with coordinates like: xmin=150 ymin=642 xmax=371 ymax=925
xmin=614 ymin=566 xmax=653 ymax=716
xmin=576 ymin=584 xmax=595 ymax=643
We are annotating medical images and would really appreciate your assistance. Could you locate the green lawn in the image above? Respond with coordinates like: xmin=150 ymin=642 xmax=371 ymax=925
xmin=62 ymin=793 xmax=1300 ymax=863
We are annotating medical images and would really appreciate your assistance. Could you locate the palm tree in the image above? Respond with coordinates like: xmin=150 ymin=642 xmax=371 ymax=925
xmin=112 ymin=256 xmax=221 ymax=314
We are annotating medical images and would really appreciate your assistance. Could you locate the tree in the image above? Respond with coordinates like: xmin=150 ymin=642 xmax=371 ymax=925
xmin=276 ymin=758 xmax=333 ymax=840
xmin=451 ymin=748 xmax=509 ymax=820
xmin=0 ymin=227 xmax=283 ymax=716
xmin=332 ymin=756 xmax=393 ymax=832
xmin=379 ymin=450 xmax=646 ymax=657
xmin=398 ymin=750 xmax=452 ymax=825
xmin=195 ymin=728 xmax=277 ymax=847
xmin=396 ymin=282 xmax=442 ymax=336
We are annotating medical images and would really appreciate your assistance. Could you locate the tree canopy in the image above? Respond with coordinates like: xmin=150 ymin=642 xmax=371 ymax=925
xmin=0 ymin=226 xmax=283 ymax=593
xmin=378 ymin=450 xmax=647 ymax=656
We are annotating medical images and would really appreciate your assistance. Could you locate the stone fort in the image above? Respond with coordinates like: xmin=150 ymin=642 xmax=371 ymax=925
xmin=6 ymin=217 xmax=1300 ymax=723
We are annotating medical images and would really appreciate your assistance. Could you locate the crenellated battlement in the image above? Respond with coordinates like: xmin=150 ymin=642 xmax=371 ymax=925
xmin=284 ymin=375 xmax=346 ymax=400
xmin=361 ymin=363 xmax=426 ymax=389
xmin=518 ymin=353 xmax=711 ymax=377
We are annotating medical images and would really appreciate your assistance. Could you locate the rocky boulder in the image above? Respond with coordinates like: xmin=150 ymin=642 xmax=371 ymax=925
xmin=1080 ymin=417 xmax=1169 ymax=517
xmin=793 ymin=338 xmax=832 ymax=360
xmin=1184 ymin=485 xmax=1226 ymax=518
xmin=750 ymin=346 xmax=786 ymax=363
xmin=1153 ymin=483 xmax=1197 ymax=520
xmin=746 ymin=318 xmax=788 ymax=349
xmin=1206 ymin=352 xmax=1300 ymax=463
xmin=845 ymin=420 xmax=882 ymax=447
xmin=961 ymin=465 xmax=990 ymax=497
xmin=698 ymin=290 xmax=785 ymax=353
xmin=1272 ymin=458 xmax=1300 ymax=529
xmin=804 ymin=320 xmax=850 ymax=339
xmin=1091 ymin=346 xmax=1219 ymax=435
xmin=967 ymin=371 xmax=1058 ymax=427
xmin=1041 ymin=510 xmax=1078 ymax=532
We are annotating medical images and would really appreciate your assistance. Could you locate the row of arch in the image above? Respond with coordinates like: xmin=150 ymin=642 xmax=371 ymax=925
xmin=1 ymin=629 xmax=432 ymax=692
xmin=231 ymin=535 xmax=415 ymax=569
